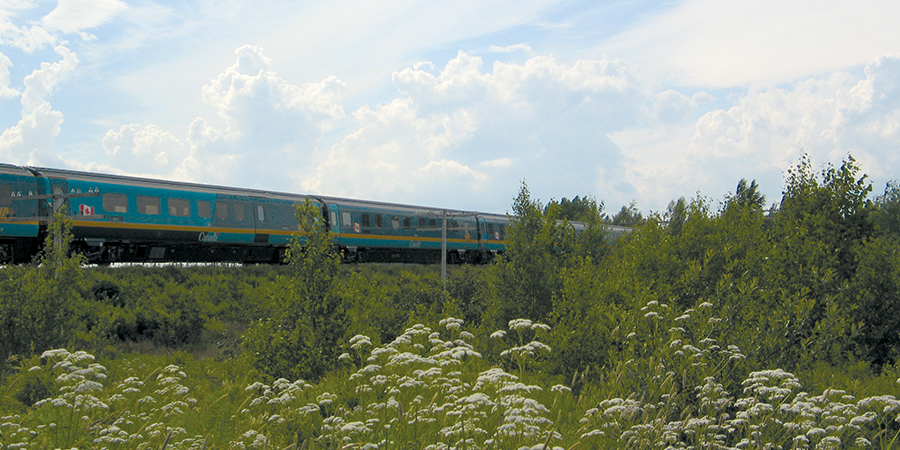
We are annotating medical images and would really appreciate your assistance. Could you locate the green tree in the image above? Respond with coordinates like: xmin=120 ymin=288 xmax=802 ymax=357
xmin=665 ymin=197 xmax=688 ymax=235
xmin=0 ymin=209 xmax=87 ymax=359
xmin=727 ymin=178 xmax=767 ymax=211
xmin=610 ymin=201 xmax=643 ymax=226
xmin=775 ymin=154 xmax=873 ymax=284
xmin=547 ymin=195 xmax=605 ymax=222
xmin=550 ymin=194 xmax=613 ymax=260
xmin=847 ymin=236 xmax=900 ymax=367
xmin=872 ymin=180 xmax=900 ymax=236
xmin=750 ymin=155 xmax=874 ymax=369
xmin=485 ymin=183 xmax=575 ymax=326
xmin=242 ymin=200 xmax=346 ymax=382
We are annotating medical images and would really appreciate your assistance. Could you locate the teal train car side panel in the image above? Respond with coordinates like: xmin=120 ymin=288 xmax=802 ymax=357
xmin=251 ymin=195 xmax=311 ymax=246
xmin=0 ymin=164 xmax=40 ymax=238
xmin=478 ymin=213 xmax=510 ymax=253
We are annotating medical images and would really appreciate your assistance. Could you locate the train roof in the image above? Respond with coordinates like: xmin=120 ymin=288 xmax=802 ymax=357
xmin=0 ymin=163 xmax=37 ymax=175
xmin=22 ymin=165 xmax=506 ymax=217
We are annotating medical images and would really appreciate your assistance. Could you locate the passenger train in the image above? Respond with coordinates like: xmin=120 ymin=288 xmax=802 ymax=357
xmin=0 ymin=164 xmax=628 ymax=265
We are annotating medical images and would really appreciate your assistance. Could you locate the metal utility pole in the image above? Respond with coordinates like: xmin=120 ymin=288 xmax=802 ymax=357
xmin=441 ymin=209 xmax=447 ymax=284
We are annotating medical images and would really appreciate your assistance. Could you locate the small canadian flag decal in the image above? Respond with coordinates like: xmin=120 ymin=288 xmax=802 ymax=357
xmin=80 ymin=204 xmax=95 ymax=216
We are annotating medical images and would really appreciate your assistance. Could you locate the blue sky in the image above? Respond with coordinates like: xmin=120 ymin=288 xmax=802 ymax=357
xmin=1 ymin=0 xmax=899 ymax=215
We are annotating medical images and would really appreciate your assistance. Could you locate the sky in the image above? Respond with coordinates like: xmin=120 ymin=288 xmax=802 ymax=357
xmin=1 ymin=0 xmax=899 ymax=215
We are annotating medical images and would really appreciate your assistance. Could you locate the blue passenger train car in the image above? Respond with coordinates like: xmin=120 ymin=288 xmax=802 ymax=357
xmin=0 ymin=164 xmax=41 ymax=262
xmin=0 ymin=164 xmax=624 ymax=265
xmin=319 ymin=196 xmax=497 ymax=263
xmin=29 ymin=167 xmax=314 ymax=263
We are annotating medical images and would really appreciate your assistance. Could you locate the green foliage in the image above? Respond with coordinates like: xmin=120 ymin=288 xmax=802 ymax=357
xmin=76 ymin=266 xmax=284 ymax=353
xmin=872 ymin=180 xmax=900 ymax=236
xmin=484 ymin=183 xmax=575 ymax=326
xmin=243 ymin=200 xmax=347 ymax=382
xmin=483 ymin=154 xmax=899 ymax=396
xmin=0 ymin=209 xmax=87 ymax=358
xmin=777 ymin=154 xmax=873 ymax=282
xmin=610 ymin=200 xmax=644 ymax=226
xmin=847 ymin=235 xmax=900 ymax=367
xmin=726 ymin=178 xmax=767 ymax=211
xmin=541 ymin=258 xmax=624 ymax=386
xmin=546 ymin=195 xmax=604 ymax=222
xmin=664 ymin=196 xmax=688 ymax=235
xmin=445 ymin=265 xmax=489 ymax=327
xmin=544 ymin=194 xmax=613 ymax=260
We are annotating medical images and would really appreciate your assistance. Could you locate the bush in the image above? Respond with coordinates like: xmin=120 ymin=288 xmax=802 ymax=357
xmin=242 ymin=200 xmax=347 ymax=382
xmin=0 ymin=210 xmax=87 ymax=358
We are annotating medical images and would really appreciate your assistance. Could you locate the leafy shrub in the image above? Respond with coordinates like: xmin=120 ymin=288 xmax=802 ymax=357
xmin=0 ymin=211 xmax=87 ymax=358
xmin=243 ymin=201 xmax=347 ymax=382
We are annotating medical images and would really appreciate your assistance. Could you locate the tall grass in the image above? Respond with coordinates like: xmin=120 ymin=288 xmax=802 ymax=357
xmin=4 ymin=315 xmax=900 ymax=449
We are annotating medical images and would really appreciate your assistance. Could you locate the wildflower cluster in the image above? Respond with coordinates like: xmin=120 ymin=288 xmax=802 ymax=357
xmin=574 ymin=299 xmax=900 ymax=449
xmin=229 ymin=377 xmax=319 ymax=449
xmin=0 ymin=349 xmax=204 ymax=449
xmin=319 ymin=318 xmax=559 ymax=449
xmin=496 ymin=319 xmax=552 ymax=375
xmin=578 ymin=367 xmax=900 ymax=449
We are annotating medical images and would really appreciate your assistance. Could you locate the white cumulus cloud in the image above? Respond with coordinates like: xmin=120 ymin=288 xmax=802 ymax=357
xmin=102 ymin=124 xmax=186 ymax=175
xmin=614 ymin=54 xmax=900 ymax=211
xmin=0 ymin=5 xmax=57 ymax=52
xmin=653 ymin=90 xmax=714 ymax=124
xmin=0 ymin=100 xmax=64 ymax=163
xmin=166 ymin=45 xmax=346 ymax=188
xmin=0 ymin=51 xmax=19 ymax=98
xmin=21 ymin=46 xmax=77 ymax=111
xmin=0 ymin=45 xmax=76 ymax=164
xmin=202 ymin=44 xmax=345 ymax=140
xmin=688 ymin=57 xmax=900 ymax=175
xmin=305 ymin=50 xmax=647 ymax=211
xmin=72 ymin=45 xmax=347 ymax=189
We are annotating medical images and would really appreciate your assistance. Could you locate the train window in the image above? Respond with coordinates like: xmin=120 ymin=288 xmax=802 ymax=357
xmin=257 ymin=205 xmax=265 ymax=222
xmin=362 ymin=213 xmax=371 ymax=227
xmin=198 ymin=201 xmax=211 ymax=218
xmin=138 ymin=196 xmax=160 ymax=215
xmin=216 ymin=202 xmax=228 ymax=220
xmin=450 ymin=219 xmax=458 ymax=230
xmin=103 ymin=193 xmax=128 ymax=213
xmin=234 ymin=203 xmax=245 ymax=221
xmin=0 ymin=184 xmax=10 ymax=207
xmin=488 ymin=223 xmax=494 ymax=238
xmin=499 ymin=225 xmax=506 ymax=238
xmin=343 ymin=212 xmax=351 ymax=228
xmin=392 ymin=216 xmax=400 ymax=229
xmin=429 ymin=219 xmax=437 ymax=228
xmin=403 ymin=217 xmax=411 ymax=230
xmin=374 ymin=215 xmax=383 ymax=228
xmin=169 ymin=198 xmax=190 ymax=216
xmin=419 ymin=218 xmax=426 ymax=228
